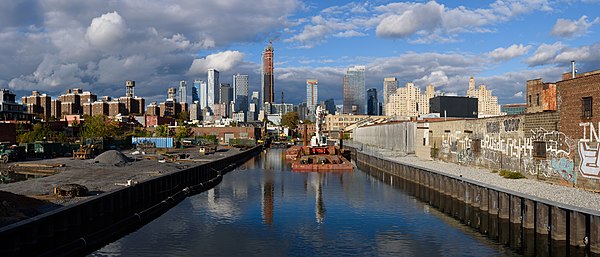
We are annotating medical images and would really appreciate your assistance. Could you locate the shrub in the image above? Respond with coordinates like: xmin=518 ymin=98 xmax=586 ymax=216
xmin=499 ymin=170 xmax=525 ymax=179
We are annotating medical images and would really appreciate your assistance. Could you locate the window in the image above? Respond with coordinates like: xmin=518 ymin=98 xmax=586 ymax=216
xmin=583 ymin=97 xmax=593 ymax=118
xmin=528 ymin=95 xmax=532 ymax=106
xmin=536 ymin=94 xmax=540 ymax=106
xmin=533 ymin=141 xmax=546 ymax=159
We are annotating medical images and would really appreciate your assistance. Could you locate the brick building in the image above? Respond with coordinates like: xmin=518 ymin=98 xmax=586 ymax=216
xmin=557 ymin=69 xmax=600 ymax=142
xmin=526 ymin=78 xmax=556 ymax=113
xmin=22 ymin=91 xmax=52 ymax=120
xmin=190 ymin=126 xmax=261 ymax=145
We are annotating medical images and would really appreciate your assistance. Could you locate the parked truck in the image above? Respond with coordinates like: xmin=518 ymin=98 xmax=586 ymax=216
xmin=0 ymin=144 xmax=18 ymax=163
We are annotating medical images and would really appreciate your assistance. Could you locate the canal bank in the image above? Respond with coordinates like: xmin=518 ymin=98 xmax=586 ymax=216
xmin=0 ymin=145 xmax=262 ymax=257
xmin=349 ymin=142 xmax=600 ymax=256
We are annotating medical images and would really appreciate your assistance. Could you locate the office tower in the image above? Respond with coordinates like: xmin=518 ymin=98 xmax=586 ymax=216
xmin=323 ymin=98 xmax=335 ymax=115
xmin=306 ymin=79 xmax=318 ymax=117
xmin=192 ymin=80 xmax=201 ymax=103
xmin=219 ymin=83 xmax=233 ymax=117
xmin=261 ymin=42 xmax=274 ymax=107
xmin=208 ymin=69 xmax=219 ymax=110
xmin=383 ymin=77 xmax=398 ymax=115
xmin=178 ymin=80 xmax=187 ymax=103
xmin=219 ymin=83 xmax=233 ymax=104
xmin=367 ymin=88 xmax=378 ymax=115
xmin=343 ymin=65 xmax=366 ymax=114
xmin=233 ymin=73 xmax=249 ymax=113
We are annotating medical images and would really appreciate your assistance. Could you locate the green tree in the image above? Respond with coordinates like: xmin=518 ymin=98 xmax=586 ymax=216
xmin=174 ymin=126 xmax=191 ymax=141
xmin=281 ymin=112 xmax=299 ymax=130
xmin=80 ymin=115 xmax=120 ymax=139
xmin=154 ymin=124 xmax=170 ymax=137
xmin=17 ymin=123 xmax=67 ymax=143
xmin=177 ymin=111 xmax=189 ymax=124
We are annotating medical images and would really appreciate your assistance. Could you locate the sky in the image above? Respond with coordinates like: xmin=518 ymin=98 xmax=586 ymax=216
xmin=1 ymin=0 xmax=600 ymax=106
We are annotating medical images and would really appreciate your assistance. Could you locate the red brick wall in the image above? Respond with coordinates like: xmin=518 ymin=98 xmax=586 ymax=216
xmin=557 ymin=72 xmax=600 ymax=141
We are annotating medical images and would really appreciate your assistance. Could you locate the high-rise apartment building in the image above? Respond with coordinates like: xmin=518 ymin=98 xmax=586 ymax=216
xmin=22 ymin=91 xmax=52 ymax=120
xmin=179 ymin=80 xmax=187 ymax=103
xmin=208 ymin=69 xmax=219 ymax=110
xmin=367 ymin=88 xmax=378 ymax=115
xmin=306 ymin=79 xmax=318 ymax=117
xmin=233 ymin=73 xmax=248 ymax=113
xmin=386 ymin=83 xmax=434 ymax=118
xmin=195 ymin=80 xmax=208 ymax=110
xmin=343 ymin=65 xmax=366 ymax=114
xmin=383 ymin=77 xmax=398 ymax=115
xmin=466 ymin=76 xmax=501 ymax=117
xmin=261 ymin=42 xmax=274 ymax=107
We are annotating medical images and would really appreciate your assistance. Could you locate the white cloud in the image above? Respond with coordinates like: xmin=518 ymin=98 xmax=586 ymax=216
xmin=513 ymin=91 xmax=523 ymax=98
xmin=375 ymin=0 xmax=552 ymax=42
xmin=526 ymin=42 xmax=567 ymax=66
xmin=376 ymin=1 xmax=444 ymax=38
xmin=85 ymin=11 xmax=127 ymax=50
xmin=187 ymin=51 xmax=245 ymax=75
xmin=487 ymin=44 xmax=531 ymax=61
xmin=551 ymin=15 xmax=600 ymax=38
xmin=334 ymin=30 xmax=367 ymax=38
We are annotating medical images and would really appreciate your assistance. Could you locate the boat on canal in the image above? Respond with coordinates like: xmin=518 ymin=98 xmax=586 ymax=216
xmin=288 ymin=106 xmax=353 ymax=172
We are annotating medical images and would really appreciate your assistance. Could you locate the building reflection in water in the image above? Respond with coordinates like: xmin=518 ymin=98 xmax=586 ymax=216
xmin=262 ymin=172 xmax=274 ymax=225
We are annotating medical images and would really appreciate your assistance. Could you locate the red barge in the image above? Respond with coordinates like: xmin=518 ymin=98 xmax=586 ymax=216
xmin=287 ymin=106 xmax=353 ymax=172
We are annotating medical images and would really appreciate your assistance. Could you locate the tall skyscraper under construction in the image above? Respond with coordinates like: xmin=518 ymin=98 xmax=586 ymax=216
xmin=261 ymin=42 xmax=274 ymax=107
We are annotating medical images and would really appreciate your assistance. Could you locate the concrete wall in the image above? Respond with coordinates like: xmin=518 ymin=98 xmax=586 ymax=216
xmin=353 ymin=122 xmax=416 ymax=154
xmin=355 ymin=150 xmax=599 ymax=256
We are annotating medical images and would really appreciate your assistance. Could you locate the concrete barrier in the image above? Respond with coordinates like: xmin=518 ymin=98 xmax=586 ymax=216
xmin=0 ymin=145 xmax=262 ymax=257
xmin=353 ymin=149 xmax=599 ymax=256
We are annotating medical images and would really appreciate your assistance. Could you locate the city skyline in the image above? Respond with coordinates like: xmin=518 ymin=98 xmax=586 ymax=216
xmin=1 ymin=1 xmax=600 ymax=106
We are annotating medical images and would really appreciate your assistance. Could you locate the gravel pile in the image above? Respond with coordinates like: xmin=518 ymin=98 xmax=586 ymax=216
xmin=93 ymin=150 xmax=131 ymax=166
xmin=357 ymin=144 xmax=600 ymax=213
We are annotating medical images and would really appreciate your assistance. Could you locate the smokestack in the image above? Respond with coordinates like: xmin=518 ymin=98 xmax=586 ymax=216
xmin=571 ymin=60 xmax=576 ymax=79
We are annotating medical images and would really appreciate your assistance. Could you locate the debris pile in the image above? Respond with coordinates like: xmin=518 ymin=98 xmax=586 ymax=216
xmin=93 ymin=150 xmax=131 ymax=166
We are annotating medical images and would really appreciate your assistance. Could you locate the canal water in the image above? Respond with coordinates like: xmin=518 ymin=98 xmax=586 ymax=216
xmin=91 ymin=148 xmax=515 ymax=257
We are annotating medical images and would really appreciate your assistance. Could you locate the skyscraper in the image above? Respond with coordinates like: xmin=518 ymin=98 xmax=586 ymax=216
xmin=233 ymin=73 xmax=249 ymax=113
xmin=261 ymin=42 xmax=274 ymax=107
xmin=343 ymin=65 xmax=366 ymax=114
xmin=198 ymin=80 xmax=208 ymax=110
xmin=192 ymin=80 xmax=201 ymax=103
xmin=367 ymin=88 xmax=378 ymax=115
xmin=219 ymin=83 xmax=233 ymax=104
xmin=178 ymin=80 xmax=187 ymax=103
xmin=207 ymin=69 xmax=219 ymax=110
xmin=306 ymin=79 xmax=318 ymax=117
xmin=383 ymin=77 xmax=398 ymax=115
xmin=323 ymin=98 xmax=336 ymax=115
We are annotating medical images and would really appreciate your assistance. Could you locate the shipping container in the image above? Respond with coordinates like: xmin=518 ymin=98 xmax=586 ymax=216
xmin=131 ymin=137 xmax=174 ymax=148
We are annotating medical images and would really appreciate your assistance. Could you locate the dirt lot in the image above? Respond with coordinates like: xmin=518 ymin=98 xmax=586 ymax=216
xmin=0 ymin=146 xmax=243 ymax=227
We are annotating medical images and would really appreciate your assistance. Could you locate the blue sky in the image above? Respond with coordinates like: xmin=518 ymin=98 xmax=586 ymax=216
xmin=1 ymin=0 xmax=600 ymax=106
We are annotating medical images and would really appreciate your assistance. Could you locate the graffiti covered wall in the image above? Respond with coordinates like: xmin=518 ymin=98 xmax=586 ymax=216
xmin=424 ymin=112 xmax=584 ymax=186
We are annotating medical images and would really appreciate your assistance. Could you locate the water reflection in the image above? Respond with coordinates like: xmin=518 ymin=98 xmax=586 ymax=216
xmin=92 ymin=148 xmax=511 ymax=257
